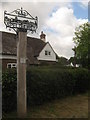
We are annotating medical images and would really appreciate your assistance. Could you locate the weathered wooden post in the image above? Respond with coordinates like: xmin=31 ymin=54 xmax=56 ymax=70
xmin=4 ymin=8 xmax=38 ymax=117
xmin=17 ymin=31 xmax=27 ymax=117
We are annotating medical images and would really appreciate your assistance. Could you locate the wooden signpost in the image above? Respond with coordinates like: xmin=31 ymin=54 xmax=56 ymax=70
xmin=17 ymin=31 xmax=27 ymax=117
xmin=4 ymin=8 xmax=38 ymax=117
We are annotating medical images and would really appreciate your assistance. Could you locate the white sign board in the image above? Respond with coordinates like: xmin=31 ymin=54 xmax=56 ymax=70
xmin=20 ymin=58 xmax=26 ymax=64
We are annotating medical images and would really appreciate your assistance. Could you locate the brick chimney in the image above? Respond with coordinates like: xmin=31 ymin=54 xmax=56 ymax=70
xmin=40 ymin=31 xmax=46 ymax=42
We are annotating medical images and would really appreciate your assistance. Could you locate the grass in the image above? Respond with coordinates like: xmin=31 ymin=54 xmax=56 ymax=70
xmin=3 ymin=92 xmax=88 ymax=118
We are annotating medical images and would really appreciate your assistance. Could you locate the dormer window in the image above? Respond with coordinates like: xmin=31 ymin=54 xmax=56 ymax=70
xmin=45 ymin=50 xmax=51 ymax=56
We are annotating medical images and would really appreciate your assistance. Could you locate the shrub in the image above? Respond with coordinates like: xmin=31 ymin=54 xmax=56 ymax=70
xmin=2 ymin=70 xmax=17 ymax=113
xmin=2 ymin=67 xmax=89 ymax=113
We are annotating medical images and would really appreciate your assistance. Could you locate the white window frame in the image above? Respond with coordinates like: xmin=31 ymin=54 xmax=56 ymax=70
xmin=7 ymin=63 xmax=17 ymax=68
xmin=7 ymin=63 xmax=12 ymax=68
xmin=45 ymin=50 xmax=51 ymax=56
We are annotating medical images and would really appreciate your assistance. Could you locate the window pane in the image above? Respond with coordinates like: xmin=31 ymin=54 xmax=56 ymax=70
xmin=45 ymin=51 xmax=47 ymax=55
xmin=49 ymin=52 xmax=51 ymax=55
xmin=8 ymin=64 xmax=11 ymax=68
xmin=12 ymin=64 xmax=16 ymax=68
xmin=12 ymin=64 xmax=16 ymax=66
xmin=45 ymin=51 xmax=51 ymax=56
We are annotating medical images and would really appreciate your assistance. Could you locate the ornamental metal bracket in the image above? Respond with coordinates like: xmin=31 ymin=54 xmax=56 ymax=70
xmin=4 ymin=7 xmax=38 ymax=34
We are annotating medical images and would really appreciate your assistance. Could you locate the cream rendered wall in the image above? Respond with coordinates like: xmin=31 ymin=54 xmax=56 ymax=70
xmin=37 ymin=43 xmax=56 ymax=61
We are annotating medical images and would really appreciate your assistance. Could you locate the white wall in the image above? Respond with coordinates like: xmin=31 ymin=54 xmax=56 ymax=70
xmin=37 ymin=43 xmax=56 ymax=61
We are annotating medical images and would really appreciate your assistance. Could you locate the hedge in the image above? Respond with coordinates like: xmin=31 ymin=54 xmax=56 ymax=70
xmin=2 ymin=67 xmax=89 ymax=113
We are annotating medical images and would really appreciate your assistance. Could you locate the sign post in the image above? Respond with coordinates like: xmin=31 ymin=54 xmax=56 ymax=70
xmin=17 ymin=31 xmax=27 ymax=117
xmin=4 ymin=7 xmax=38 ymax=117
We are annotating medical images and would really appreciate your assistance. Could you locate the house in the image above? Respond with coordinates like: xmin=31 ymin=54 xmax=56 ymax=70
xmin=68 ymin=57 xmax=81 ymax=67
xmin=0 ymin=31 xmax=58 ymax=70
xmin=66 ymin=62 xmax=74 ymax=67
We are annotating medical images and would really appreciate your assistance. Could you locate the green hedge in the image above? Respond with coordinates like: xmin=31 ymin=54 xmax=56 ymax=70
xmin=27 ymin=68 xmax=89 ymax=106
xmin=2 ymin=70 xmax=17 ymax=113
xmin=2 ymin=68 xmax=89 ymax=113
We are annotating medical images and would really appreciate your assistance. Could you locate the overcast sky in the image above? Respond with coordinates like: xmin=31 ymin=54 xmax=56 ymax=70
xmin=0 ymin=0 xmax=89 ymax=59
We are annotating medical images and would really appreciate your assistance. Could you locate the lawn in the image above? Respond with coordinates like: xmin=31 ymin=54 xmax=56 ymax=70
xmin=3 ymin=92 xmax=88 ymax=118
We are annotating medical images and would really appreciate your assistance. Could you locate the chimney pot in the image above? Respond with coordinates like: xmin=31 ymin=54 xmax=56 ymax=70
xmin=40 ymin=31 xmax=46 ymax=42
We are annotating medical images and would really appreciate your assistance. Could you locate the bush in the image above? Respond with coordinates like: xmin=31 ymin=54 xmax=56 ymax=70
xmin=2 ymin=67 xmax=89 ymax=113
xmin=27 ymin=68 xmax=89 ymax=106
xmin=2 ymin=70 xmax=17 ymax=113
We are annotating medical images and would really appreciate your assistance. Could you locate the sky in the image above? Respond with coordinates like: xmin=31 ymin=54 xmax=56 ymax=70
xmin=0 ymin=0 xmax=89 ymax=59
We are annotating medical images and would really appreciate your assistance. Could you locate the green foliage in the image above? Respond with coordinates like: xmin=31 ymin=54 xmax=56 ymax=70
xmin=73 ymin=22 xmax=90 ymax=67
xmin=57 ymin=57 xmax=68 ymax=66
xmin=2 ymin=68 xmax=89 ymax=113
xmin=2 ymin=70 xmax=17 ymax=113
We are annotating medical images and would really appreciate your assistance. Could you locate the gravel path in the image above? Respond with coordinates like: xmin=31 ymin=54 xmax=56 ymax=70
xmin=3 ymin=93 xmax=88 ymax=118
xmin=28 ymin=93 xmax=88 ymax=118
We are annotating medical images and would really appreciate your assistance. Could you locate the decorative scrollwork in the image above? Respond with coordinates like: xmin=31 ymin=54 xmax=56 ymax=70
xmin=4 ymin=7 xmax=38 ymax=34
xmin=12 ymin=8 xmax=28 ymax=17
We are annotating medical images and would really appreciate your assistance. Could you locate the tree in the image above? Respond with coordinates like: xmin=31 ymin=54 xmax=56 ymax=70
xmin=73 ymin=22 xmax=90 ymax=68
xmin=58 ymin=57 xmax=68 ymax=66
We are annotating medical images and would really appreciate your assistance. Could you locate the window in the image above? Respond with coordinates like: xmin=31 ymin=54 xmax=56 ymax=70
xmin=45 ymin=50 xmax=51 ymax=56
xmin=45 ymin=51 xmax=48 ymax=55
xmin=7 ymin=63 xmax=17 ymax=69
xmin=7 ymin=64 xmax=11 ymax=68
xmin=49 ymin=52 xmax=51 ymax=55
xmin=12 ymin=63 xmax=17 ymax=68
